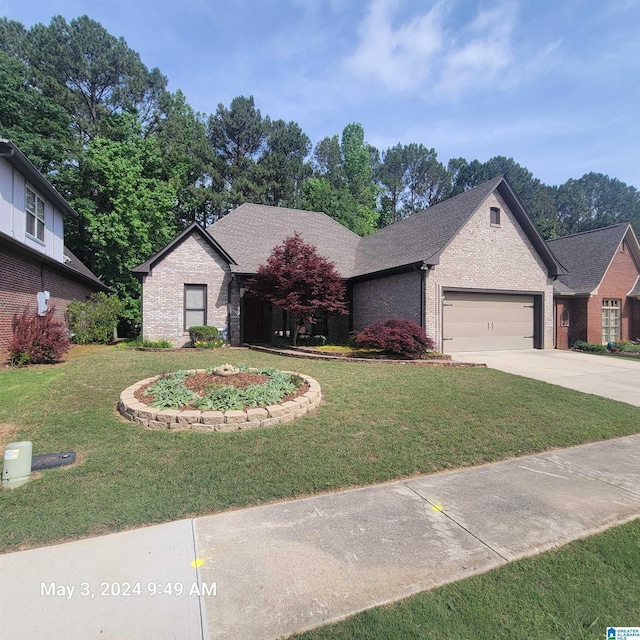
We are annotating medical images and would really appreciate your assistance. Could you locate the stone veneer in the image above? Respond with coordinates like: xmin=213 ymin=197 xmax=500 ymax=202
xmin=118 ymin=370 xmax=321 ymax=432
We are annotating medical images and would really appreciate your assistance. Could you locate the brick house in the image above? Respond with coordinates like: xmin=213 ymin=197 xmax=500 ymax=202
xmin=134 ymin=176 xmax=566 ymax=353
xmin=548 ymin=224 xmax=640 ymax=348
xmin=0 ymin=139 xmax=109 ymax=359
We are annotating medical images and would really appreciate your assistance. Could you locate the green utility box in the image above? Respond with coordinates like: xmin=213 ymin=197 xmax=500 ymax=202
xmin=2 ymin=441 xmax=33 ymax=489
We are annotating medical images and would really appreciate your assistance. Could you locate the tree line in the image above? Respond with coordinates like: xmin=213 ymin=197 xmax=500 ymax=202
xmin=1 ymin=15 xmax=639 ymax=331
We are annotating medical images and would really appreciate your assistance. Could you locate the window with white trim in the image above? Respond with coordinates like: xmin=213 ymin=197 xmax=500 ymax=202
xmin=602 ymin=299 xmax=620 ymax=343
xmin=184 ymin=284 xmax=207 ymax=330
xmin=26 ymin=186 xmax=45 ymax=242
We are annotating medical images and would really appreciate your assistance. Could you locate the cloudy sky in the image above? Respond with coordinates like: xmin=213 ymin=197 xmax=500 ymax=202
xmin=3 ymin=0 xmax=639 ymax=188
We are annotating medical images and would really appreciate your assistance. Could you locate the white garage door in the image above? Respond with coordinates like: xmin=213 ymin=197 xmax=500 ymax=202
xmin=443 ymin=292 xmax=535 ymax=353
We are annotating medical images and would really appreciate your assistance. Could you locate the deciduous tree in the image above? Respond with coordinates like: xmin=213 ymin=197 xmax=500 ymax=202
xmin=246 ymin=233 xmax=348 ymax=345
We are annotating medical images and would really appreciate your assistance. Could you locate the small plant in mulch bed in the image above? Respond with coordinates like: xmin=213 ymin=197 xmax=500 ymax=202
xmin=136 ymin=365 xmax=307 ymax=412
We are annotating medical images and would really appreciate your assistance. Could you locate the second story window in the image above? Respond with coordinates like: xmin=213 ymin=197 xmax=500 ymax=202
xmin=490 ymin=207 xmax=501 ymax=226
xmin=26 ymin=186 xmax=45 ymax=242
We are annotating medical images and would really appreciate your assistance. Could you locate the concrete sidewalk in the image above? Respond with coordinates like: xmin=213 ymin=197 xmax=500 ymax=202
xmin=2 ymin=434 xmax=639 ymax=639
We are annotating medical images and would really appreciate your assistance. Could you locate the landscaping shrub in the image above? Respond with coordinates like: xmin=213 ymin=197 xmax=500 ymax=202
xmin=355 ymin=318 xmax=434 ymax=359
xmin=572 ymin=340 xmax=607 ymax=353
xmin=297 ymin=334 xmax=327 ymax=347
xmin=610 ymin=340 xmax=640 ymax=353
xmin=8 ymin=307 xmax=70 ymax=365
xmin=67 ymin=293 xmax=123 ymax=344
xmin=188 ymin=326 xmax=219 ymax=342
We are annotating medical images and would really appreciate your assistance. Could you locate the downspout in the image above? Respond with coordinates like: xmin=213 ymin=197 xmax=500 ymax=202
xmin=412 ymin=261 xmax=429 ymax=329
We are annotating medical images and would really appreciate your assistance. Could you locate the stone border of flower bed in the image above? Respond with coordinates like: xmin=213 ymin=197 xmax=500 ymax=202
xmin=118 ymin=370 xmax=321 ymax=432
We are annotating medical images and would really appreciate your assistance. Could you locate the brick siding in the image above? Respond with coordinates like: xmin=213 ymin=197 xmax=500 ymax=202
xmin=1 ymin=245 xmax=99 ymax=360
xmin=141 ymin=233 xmax=232 ymax=347
xmin=426 ymin=192 xmax=555 ymax=351
xmin=352 ymin=271 xmax=422 ymax=330
xmin=585 ymin=238 xmax=640 ymax=344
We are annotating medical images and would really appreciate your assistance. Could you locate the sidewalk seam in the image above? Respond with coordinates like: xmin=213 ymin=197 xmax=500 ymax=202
xmin=539 ymin=458 xmax=640 ymax=499
xmin=402 ymin=482 xmax=510 ymax=562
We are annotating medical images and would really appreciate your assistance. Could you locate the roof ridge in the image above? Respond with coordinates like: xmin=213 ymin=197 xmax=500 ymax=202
xmin=367 ymin=174 xmax=504 ymax=236
xmin=548 ymin=222 xmax=629 ymax=242
xmin=209 ymin=202 xmax=362 ymax=239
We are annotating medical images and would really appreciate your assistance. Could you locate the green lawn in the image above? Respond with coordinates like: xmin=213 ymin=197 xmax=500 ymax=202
xmin=1 ymin=345 xmax=639 ymax=552
xmin=292 ymin=519 xmax=640 ymax=640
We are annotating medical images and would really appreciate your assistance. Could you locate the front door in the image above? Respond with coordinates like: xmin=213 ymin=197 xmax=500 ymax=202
xmin=242 ymin=296 xmax=264 ymax=343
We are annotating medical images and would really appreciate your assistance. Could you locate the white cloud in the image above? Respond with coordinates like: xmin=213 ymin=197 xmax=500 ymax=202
xmin=344 ymin=1 xmax=521 ymax=99
xmin=343 ymin=0 xmax=447 ymax=91
xmin=435 ymin=4 xmax=515 ymax=98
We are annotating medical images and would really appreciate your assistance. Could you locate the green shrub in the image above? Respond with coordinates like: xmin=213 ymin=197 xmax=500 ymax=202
xmin=188 ymin=326 xmax=219 ymax=344
xmin=610 ymin=340 xmax=640 ymax=353
xmin=297 ymin=334 xmax=327 ymax=346
xmin=67 ymin=293 xmax=123 ymax=344
xmin=573 ymin=340 xmax=607 ymax=353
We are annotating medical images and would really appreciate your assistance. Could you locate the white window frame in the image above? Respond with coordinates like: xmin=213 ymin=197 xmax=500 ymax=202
xmin=602 ymin=299 xmax=621 ymax=343
xmin=26 ymin=185 xmax=45 ymax=242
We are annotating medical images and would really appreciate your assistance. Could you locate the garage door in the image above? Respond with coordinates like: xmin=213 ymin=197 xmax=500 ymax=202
xmin=443 ymin=292 xmax=535 ymax=353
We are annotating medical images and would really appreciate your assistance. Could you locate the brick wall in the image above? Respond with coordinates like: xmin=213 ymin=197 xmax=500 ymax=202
xmin=352 ymin=270 xmax=422 ymax=330
xmin=555 ymin=297 xmax=588 ymax=349
xmin=427 ymin=192 xmax=555 ymax=351
xmin=631 ymin=299 xmax=640 ymax=340
xmin=585 ymin=238 xmax=640 ymax=344
xmin=141 ymin=233 xmax=232 ymax=347
xmin=1 ymin=245 xmax=98 ymax=360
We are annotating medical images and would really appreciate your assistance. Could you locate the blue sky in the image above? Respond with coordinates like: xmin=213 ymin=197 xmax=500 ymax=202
xmin=3 ymin=0 xmax=639 ymax=188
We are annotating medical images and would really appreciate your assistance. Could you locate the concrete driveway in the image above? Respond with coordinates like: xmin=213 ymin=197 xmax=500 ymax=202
xmin=451 ymin=349 xmax=640 ymax=407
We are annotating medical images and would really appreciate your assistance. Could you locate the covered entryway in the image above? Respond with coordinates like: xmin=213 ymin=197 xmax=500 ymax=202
xmin=242 ymin=295 xmax=265 ymax=343
xmin=443 ymin=292 xmax=536 ymax=353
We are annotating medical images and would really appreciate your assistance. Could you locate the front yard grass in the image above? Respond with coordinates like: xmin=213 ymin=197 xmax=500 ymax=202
xmin=1 ymin=345 xmax=639 ymax=552
xmin=292 ymin=518 xmax=640 ymax=640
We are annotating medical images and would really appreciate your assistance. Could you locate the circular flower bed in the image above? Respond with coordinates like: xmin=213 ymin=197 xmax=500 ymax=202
xmin=118 ymin=366 xmax=321 ymax=432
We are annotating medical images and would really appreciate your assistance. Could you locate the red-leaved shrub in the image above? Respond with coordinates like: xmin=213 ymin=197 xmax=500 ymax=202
xmin=8 ymin=307 xmax=71 ymax=365
xmin=355 ymin=318 xmax=434 ymax=359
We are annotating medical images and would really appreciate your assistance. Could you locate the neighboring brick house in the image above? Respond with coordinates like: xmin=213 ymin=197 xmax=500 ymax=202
xmin=134 ymin=176 xmax=566 ymax=353
xmin=0 ymin=139 xmax=109 ymax=359
xmin=548 ymin=224 xmax=640 ymax=348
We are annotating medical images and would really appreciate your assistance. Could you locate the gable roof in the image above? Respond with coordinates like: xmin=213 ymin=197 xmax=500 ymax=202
xmin=0 ymin=139 xmax=78 ymax=219
xmin=132 ymin=176 xmax=565 ymax=282
xmin=352 ymin=176 xmax=564 ymax=278
xmin=207 ymin=203 xmax=361 ymax=277
xmin=132 ymin=222 xmax=236 ymax=276
xmin=547 ymin=223 xmax=640 ymax=295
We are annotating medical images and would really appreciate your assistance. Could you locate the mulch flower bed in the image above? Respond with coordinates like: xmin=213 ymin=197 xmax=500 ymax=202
xmin=134 ymin=372 xmax=310 ymax=411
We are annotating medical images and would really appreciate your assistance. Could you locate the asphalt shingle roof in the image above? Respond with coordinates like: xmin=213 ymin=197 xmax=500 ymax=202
xmin=63 ymin=247 xmax=109 ymax=289
xmin=207 ymin=203 xmax=361 ymax=277
xmin=547 ymin=224 xmax=630 ymax=295
xmin=352 ymin=176 xmax=504 ymax=277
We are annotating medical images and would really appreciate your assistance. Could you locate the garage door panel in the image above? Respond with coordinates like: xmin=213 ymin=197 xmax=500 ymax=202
xmin=443 ymin=292 xmax=535 ymax=353
xmin=445 ymin=335 xmax=534 ymax=351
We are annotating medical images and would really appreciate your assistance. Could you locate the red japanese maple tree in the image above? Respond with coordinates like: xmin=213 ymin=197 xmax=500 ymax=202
xmin=246 ymin=233 xmax=348 ymax=345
